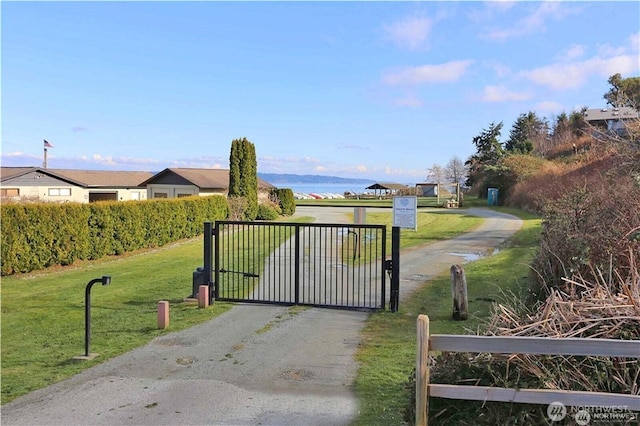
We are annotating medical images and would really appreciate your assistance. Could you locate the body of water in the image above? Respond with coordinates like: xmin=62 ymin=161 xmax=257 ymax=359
xmin=276 ymin=183 xmax=373 ymax=196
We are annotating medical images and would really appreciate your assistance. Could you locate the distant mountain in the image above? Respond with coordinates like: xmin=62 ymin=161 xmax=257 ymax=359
xmin=258 ymin=173 xmax=376 ymax=185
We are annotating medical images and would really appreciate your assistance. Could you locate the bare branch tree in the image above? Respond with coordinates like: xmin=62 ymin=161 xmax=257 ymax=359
xmin=426 ymin=164 xmax=446 ymax=183
xmin=445 ymin=156 xmax=468 ymax=185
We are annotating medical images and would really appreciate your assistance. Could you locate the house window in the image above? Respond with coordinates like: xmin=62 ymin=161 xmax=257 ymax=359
xmin=177 ymin=193 xmax=192 ymax=198
xmin=48 ymin=188 xmax=72 ymax=196
xmin=153 ymin=192 xmax=168 ymax=198
xmin=1 ymin=188 xmax=20 ymax=197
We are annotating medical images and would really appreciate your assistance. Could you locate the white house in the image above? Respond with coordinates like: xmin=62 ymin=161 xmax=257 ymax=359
xmin=0 ymin=166 xmax=276 ymax=203
xmin=140 ymin=168 xmax=276 ymax=199
xmin=0 ymin=167 xmax=153 ymax=203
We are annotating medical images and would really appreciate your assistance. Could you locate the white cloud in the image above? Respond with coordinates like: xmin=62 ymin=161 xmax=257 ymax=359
xmin=2 ymin=151 xmax=27 ymax=158
xmin=534 ymin=101 xmax=564 ymax=115
xmin=383 ymin=16 xmax=433 ymax=50
xmin=92 ymin=154 xmax=117 ymax=166
xmin=383 ymin=165 xmax=424 ymax=178
xmin=393 ymin=95 xmax=424 ymax=108
xmin=382 ymin=60 xmax=474 ymax=86
xmin=482 ymin=2 xmax=577 ymax=41
xmin=337 ymin=143 xmax=371 ymax=151
xmin=485 ymin=61 xmax=512 ymax=78
xmin=630 ymin=32 xmax=640 ymax=52
xmin=561 ymin=44 xmax=586 ymax=61
xmin=487 ymin=1 xmax=516 ymax=13
xmin=522 ymin=54 xmax=638 ymax=90
xmin=467 ymin=1 xmax=516 ymax=23
xmin=481 ymin=85 xmax=532 ymax=102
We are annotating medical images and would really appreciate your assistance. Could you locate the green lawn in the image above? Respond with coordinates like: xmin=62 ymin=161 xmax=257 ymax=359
xmin=365 ymin=211 xmax=483 ymax=251
xmin=0 ymin=208 xmax=492 ymax=406
xmin=1 ymin=237 xmax=232 ymax=404
xmin=297 ymin=197 xmax=461 ymax=208
xmin=352 ymin=208 xmax=541 ymax=425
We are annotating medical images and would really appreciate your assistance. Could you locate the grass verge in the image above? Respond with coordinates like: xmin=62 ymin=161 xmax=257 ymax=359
xmin=0 ymin=217 xmax=314 ymax=404
xmin=0 ymin=209 xmax=487 ymax=406
xmin=0 ymin=237 xmax=229 ymax=404
xmin=352 ymin=208 xmax=541 ymax=425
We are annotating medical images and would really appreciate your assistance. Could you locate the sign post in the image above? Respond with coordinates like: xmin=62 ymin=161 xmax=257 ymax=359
xmin=393 ymin=196 xmax=417 ymax=230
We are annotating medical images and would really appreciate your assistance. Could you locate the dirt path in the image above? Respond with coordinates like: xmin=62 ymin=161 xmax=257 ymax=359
xmin=1 ymin=207 xmax=522 ymax=426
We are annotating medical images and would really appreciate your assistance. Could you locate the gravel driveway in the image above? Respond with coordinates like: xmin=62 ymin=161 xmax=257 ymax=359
xmin=1 ymin=207 xmax=522 ymax=426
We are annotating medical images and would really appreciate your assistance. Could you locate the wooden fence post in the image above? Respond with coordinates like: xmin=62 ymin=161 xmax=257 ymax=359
xmin=416 ymin=315 xmax=430 ymax=426
xmin=451 ymin=264 xmax=468 ymax=320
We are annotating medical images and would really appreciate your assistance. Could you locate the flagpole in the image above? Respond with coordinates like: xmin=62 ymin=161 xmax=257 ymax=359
xmin=43 ymin=139 xmax=53 ymax=169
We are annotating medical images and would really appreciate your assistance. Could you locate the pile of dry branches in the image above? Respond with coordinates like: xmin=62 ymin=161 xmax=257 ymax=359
xmin=481 ymin=257 xmax=640 ymax=396
xmin=487 ymin=271 xmax=640 ymax=340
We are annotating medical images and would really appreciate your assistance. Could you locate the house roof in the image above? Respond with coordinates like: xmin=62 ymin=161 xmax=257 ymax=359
xmin=141 ymin=168 xmax=275 ymax=190
xmin=2 ymin=166 xmax=275 ymax=191
xmin=0 ymin=167 xmax=37 ymax=181
xmin=0 ymin=167 xmax=153 ymax=188
xmin=584 ymin=107 xmax=639 ymax=122
xmin=366 ymin=182 xmax=409 ymax=191
xmin=48 ymin=169 xmax=154 ymax=187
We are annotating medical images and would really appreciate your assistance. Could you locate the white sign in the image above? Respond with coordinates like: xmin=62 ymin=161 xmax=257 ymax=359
xmin=393 ymin=196 xmax=417 ymax=230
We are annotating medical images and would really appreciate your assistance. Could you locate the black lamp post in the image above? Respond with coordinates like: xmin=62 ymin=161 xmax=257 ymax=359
xmin=84 ymin=276 xmax=111 ymax=357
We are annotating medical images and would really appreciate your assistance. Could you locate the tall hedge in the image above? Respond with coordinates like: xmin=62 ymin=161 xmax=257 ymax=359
xmin=228 ymin=137 xmax=258 ymax=220
xmin=1 ymin=195 xmax=228 ymax=276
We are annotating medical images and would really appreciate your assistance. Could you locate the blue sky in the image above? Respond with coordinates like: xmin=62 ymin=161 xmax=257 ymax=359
xmin=2 ymin=1 xmax=639 ymax=182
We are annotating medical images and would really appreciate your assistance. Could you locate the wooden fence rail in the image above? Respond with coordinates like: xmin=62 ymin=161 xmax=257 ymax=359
xmin=416 ymin=314 xmax=640 ymax=426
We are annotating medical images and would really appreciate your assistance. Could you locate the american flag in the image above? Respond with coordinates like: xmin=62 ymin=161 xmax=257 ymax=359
xmin=44 ymin=139 xmax=53 ymax=148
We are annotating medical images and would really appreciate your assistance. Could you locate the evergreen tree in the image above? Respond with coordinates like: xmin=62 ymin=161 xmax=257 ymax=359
xmin=465 ymin=122 xmax=504 ymax=189
xmin=569 ymin=108 xmax=588 ymax=137
xmin=604 ymin=73 xmax=640 ymax=108
xmin=505 ymin=111 xmax=547 ymax=154
xmin=228 ymin=137 xmax=258 ymax=220
xmin=471 ymin=121 xmax=504 ymax=163
xmin=549 ymin=112 xmax=572 ymax=151
xmin=229 ymin=139 xmax=243 ymax=197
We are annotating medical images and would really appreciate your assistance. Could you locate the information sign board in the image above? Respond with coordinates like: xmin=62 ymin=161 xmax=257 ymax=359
xmin=393 ymin=196 xmax=417 ymax=230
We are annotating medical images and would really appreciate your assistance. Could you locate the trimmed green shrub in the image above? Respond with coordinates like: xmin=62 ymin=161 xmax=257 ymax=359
xmin=273 ymin=188 xmax=296 ymax=216
xmin=256 ymin=204 xmax=280 ymax=220
xmin=1 ymin=195 xmax=228 ymax=276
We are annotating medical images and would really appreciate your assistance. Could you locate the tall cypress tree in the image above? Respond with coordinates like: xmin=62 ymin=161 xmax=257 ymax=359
xmin=228 ymin=137 xmax=258 ymax=220
xmin=228 ymin=139 xmax=243 ymax=197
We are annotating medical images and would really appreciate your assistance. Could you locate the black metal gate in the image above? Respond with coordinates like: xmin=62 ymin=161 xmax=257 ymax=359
xmin=208 ymin=220 xmax=394 ymax=311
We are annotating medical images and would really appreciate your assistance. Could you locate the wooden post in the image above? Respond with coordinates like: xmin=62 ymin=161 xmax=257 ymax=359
xmin=451 ymin=265 xmax=468 ymax=320
xmin=198 ymin=284 xmax=209 ymax=308
xmin=157 ymin=301 xmax=169 ymax=329
xmin=416 ymin=315 xmax=430 ymax=426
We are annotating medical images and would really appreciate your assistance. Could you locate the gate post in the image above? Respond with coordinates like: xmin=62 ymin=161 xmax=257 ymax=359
xmin=294 ymin=224 xmax=300 ymax=305
xmin=204 ymin=222 xmax=214 ymax=304
xmin=390 ymin=226 xmax=400 ymax=312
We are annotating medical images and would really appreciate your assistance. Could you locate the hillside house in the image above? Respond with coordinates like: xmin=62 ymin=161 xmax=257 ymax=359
xmin=583 ymin=107 xmax=639 ymax=137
